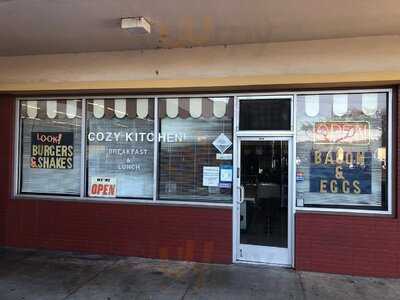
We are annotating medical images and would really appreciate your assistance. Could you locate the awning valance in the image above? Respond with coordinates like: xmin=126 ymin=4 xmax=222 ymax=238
xmin=21 ymin=97 xmax=233 ymax=120
xmin=87 ymin=98 xmax=154 ymax=119
xmin=85 ymin=97 xmax=233 ymax=119
xmin=159 ymin=97 xmax=233 ymax=119
xmin=87 ymin=97 xmax=232 ymax=119
xmin=21 ymin=100 xmax=81 ymax=119
xmin=304 ymin=93 xmax=381 ymax=117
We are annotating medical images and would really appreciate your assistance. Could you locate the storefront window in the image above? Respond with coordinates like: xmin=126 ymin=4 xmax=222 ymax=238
xmin=19 ymin=100 xmax=82 ymax=195
xmin=296 ymin=92 xmax=390 ymax=210
xmin=158 ymin=97 xmax=233 ymax=203
xmin=86 ymin=98 xmax=154 ymax=199
xmin=17 ymin=90 xmax=391 ymax=209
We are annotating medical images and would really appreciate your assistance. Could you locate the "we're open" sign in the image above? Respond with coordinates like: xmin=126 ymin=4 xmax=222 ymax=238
xmin=89 ymin=177 xmax=117 ymax=198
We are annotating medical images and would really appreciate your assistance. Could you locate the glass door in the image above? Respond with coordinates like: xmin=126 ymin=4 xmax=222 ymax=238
xmin=236 ymin=137 xmax=292 ymax=265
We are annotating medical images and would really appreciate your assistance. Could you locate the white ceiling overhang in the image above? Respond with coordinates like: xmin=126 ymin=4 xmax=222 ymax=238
xmin=1 ymin=0 xmax=400 ymax=56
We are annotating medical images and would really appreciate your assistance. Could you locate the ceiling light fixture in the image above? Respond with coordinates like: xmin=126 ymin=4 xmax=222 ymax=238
xmin=121 ymin=17 xmax=151 ymax=34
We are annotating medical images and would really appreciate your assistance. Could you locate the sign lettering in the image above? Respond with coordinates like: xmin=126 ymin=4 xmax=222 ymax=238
xmin=30 ymin=132 xmax=74 ymax=169
xmin=310 ymin=150 xmax=371 ymax=194
xmin=314 ymin=122 xmax=370 ymax=145
xmin=89 ymin=177 xmax=117 ymax=197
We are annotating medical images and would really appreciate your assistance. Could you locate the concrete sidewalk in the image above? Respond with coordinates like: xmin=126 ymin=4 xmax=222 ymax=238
xmin=0 ymin=248 xmax=399 ymax=300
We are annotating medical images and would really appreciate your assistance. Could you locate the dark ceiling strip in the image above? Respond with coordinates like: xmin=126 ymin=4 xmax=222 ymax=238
xmin=158 ymin=98 xmax=166 ymax=119
xmin=87 ymin=99 xmax=94 ymax=114
xmin=104 ymin=99 xmax=115 ymax=119
xmin=126 ymin=98 xmax=137 ymax=119
xmin=36 ymin=101 xmax=47 ymax=119
xmin=147 ymin=98 xmax=154 ymax=119
xmin=57 ymin=99 xmax=67 ymax=119
xmin=225 ymin=97 xmax=234 ymax=118
xmin=178 ymin=98 xmax=190 ymax=119
xmin=76 ymin=100 xmax=82 ymax=117
xmin=202 ymin=97 xmax=213 ymax=118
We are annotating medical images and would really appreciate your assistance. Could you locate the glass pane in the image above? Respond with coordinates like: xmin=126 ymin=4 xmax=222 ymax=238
xmin=296 ymin=92 xmax=388 ymax=210
xmin=240 ymin=141 xmax=288 ymax=248
xmin=86 ymin=98 xmax=154 ymax=199
xmin=20 ymin=100 xmax=82 ymax=195
xmin=239 ymin=99 xmax=291 ymax=130
xmin=158 ymin=97 xmax=233 ymax=203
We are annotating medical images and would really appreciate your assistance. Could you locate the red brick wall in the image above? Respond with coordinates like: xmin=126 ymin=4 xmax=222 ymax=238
xmin=5 ymin=200 xmax=232 ymax=263
xmin=295 ymin=87 xmax=399 ymax=278
xmin=0 ymin=95 xmax=13 ymax=246
xmin=0 ymin=96 xmax=232 ymax=263
xmin=295 ymin=214 xmax=400 ymax=277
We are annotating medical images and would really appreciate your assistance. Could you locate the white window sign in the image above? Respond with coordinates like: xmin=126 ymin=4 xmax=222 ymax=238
xmin=216 ymin=153 xmax=232 ymax=160
xmin=203 ymin=166 xmax=220 ymax=187
xmin=212 ymin=133 xmax=232 ymax=153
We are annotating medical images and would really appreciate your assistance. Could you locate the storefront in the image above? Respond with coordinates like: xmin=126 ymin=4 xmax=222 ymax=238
xmin=5 ymin=87 xmax=393 ymax=273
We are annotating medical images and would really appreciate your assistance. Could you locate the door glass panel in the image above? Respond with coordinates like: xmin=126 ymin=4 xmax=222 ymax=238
xmin=239 ymin=99 xmax=291 ymax=130
xmin=240 ymin=141 xmax=288 ymax=248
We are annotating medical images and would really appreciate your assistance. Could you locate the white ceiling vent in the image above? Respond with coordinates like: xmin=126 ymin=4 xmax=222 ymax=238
xmin=121 ymin=17 xmax=151 ymax=34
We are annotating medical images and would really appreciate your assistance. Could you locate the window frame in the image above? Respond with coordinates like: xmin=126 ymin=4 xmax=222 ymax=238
xmin=16 ymin=98 xmax=85 ymax=197
xmin=12 ymin=89 xmax=394 ymax=214
xmin=156 ymin=99 xmax=234 ymax=203
xmin=293 ymin=89 xmax=394 ymax=215
xmin=85 ymin=98 xmax=156 ymax=200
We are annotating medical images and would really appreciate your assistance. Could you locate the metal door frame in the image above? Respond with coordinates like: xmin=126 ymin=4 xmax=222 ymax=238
xmin=233 ymin=94 xmax=295 ymax=266
xmin=234 ymin=136 xmax=294 ymax=266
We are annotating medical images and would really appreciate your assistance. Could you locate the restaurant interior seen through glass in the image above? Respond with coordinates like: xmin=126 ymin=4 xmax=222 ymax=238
xmin=16 ymin=90 xmax=391 ymax=215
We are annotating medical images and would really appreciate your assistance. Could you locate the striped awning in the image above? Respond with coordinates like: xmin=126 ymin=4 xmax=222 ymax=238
xmin=304 ymin=93 xmax=381 ymax=117
xmin=87 ymin=98 xmax=154 ymax=119
xmin=87 ymin=97 xmax=232 ymax=119
xmin=159 ymin=97 xmax=233 ymax=119
xmin=21 ymin=97 xmax=234 ymax=120
xmin=21 ymin=100 xmax=81 ymax=119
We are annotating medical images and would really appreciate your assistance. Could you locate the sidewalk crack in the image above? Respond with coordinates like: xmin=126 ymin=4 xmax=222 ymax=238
xmin=62 ymin=258 xmax=121 ymax=300
xmin=181 ymin=265 xmax=202 ymax=300
xmin=297 ymin=272 xmax=307 ymax=300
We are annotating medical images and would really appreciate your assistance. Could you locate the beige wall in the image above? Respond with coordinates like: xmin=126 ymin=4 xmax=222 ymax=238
xmin=1 ymin=35 xmax=400 ymax=93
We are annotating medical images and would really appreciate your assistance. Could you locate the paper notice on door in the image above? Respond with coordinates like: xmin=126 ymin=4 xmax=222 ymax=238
xmin=203 ymin=166 xmax=220 ymax=187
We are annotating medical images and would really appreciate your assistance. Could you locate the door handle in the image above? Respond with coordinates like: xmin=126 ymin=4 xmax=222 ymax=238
xmin=239 ymin=185 xmax=245 ymax=204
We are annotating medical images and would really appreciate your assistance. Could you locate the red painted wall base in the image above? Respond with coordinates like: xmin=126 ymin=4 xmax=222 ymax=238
xmin=5 ymin=200 xmax=232 ymax=264
xmin=0 ymin=95 xmax=13 ymax=246
xmin=295 ymin=213 xmax=400 ymax=277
